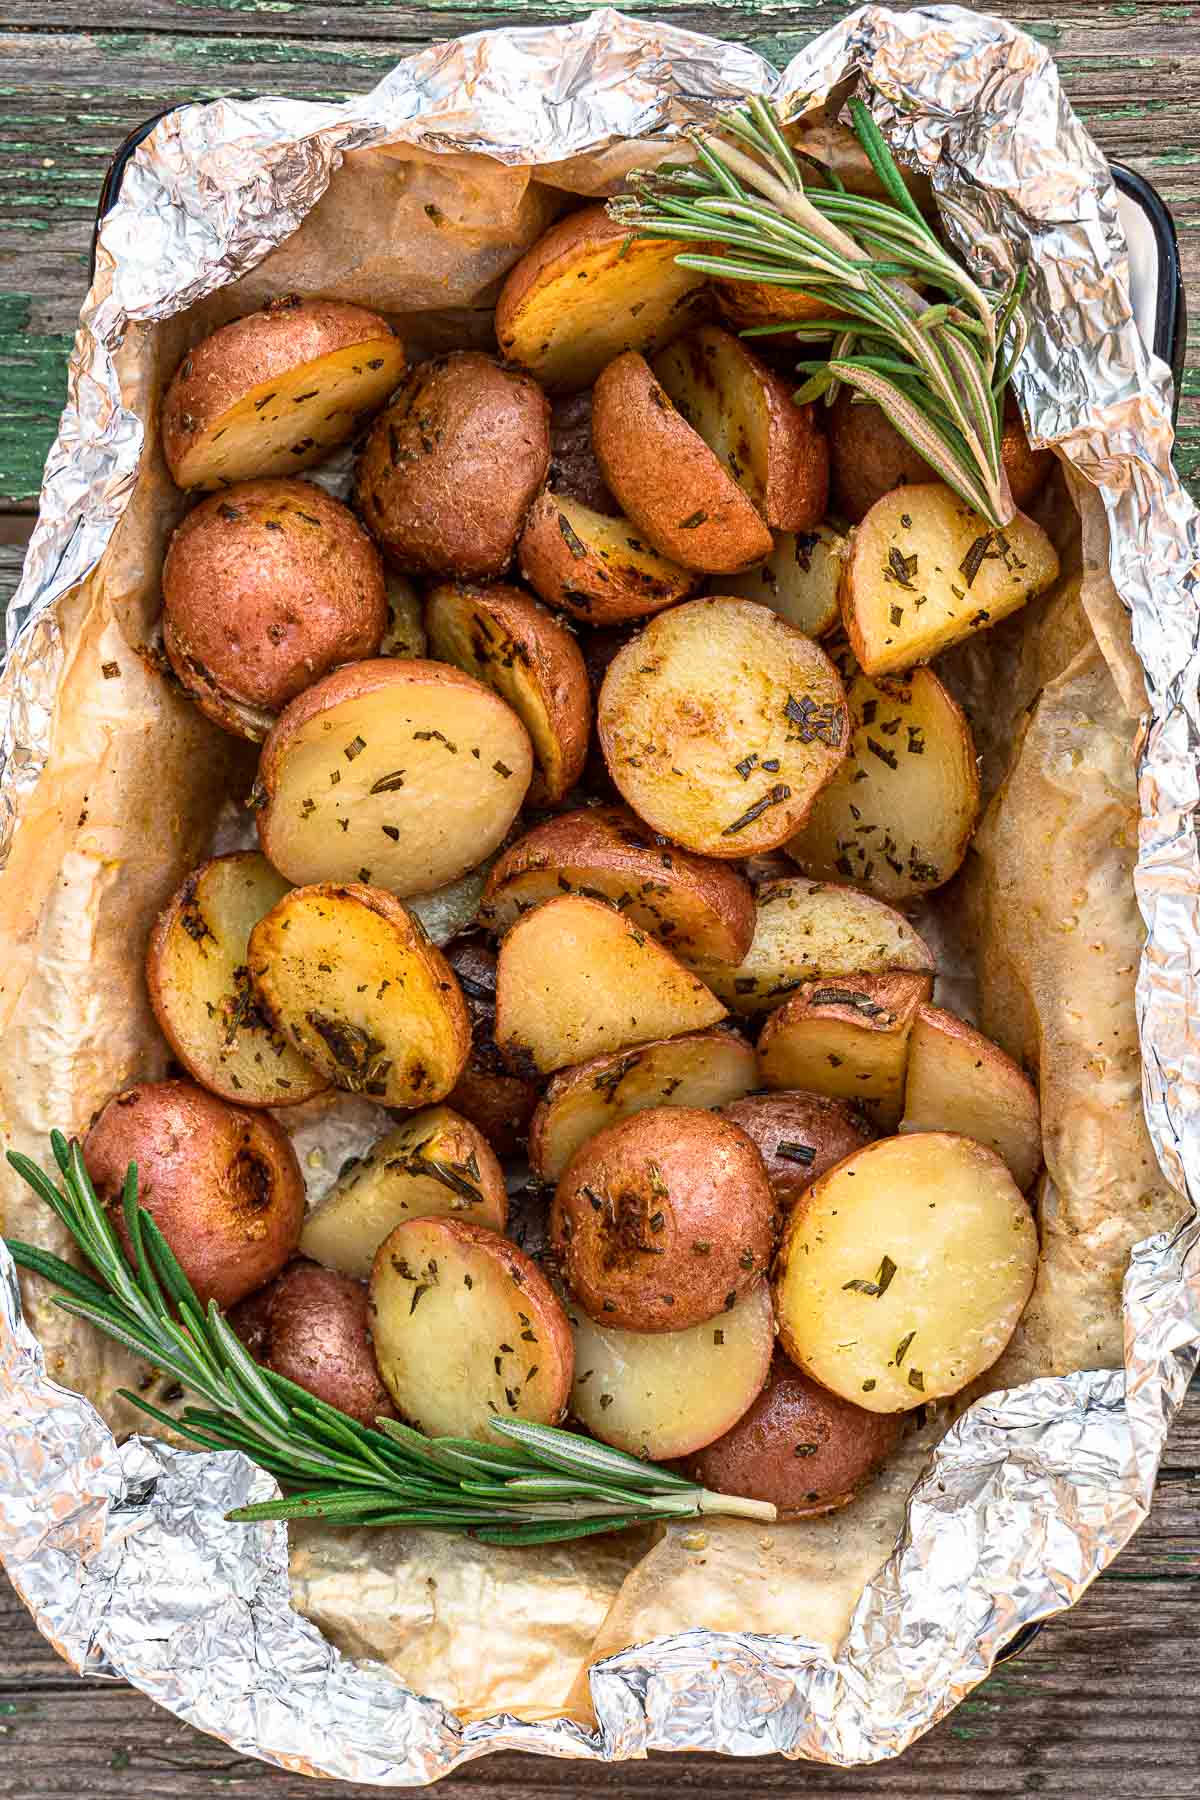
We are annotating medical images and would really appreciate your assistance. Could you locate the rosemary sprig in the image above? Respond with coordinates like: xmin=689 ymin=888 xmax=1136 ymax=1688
xmin=610 ymin=95 xmax=1028 ymax=527
xmin=3 ymin=1135 xmax=775 ymax=1543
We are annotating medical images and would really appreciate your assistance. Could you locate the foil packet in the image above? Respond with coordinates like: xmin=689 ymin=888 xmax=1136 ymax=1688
xmin=0 ymin=3 xmax=1198 ymax=1778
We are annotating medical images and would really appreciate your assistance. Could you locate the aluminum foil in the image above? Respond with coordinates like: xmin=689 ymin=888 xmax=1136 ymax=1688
xmin=1 ymin=2 xmax=1198 ymax=1776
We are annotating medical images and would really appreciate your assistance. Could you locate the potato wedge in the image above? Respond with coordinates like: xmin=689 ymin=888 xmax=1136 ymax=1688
xmin=717 ymin=1092 xmax=874 ymax=1208
xmin=162 ymin=297 xmax=406 ymax=490
xmin=495 ymin=893 xmax=727 ymax=1077
xmin=784 ymin=663 xmax=980 ymax=903
xmin=714 ymin=526 xmax=845 ymax=639
xmin=254 ymin=659 xmax=532 ymax=897
xmin=529 ymin=1028 xmax=758 ymax=1183
xmin=380 ymin=573 xmax=426 ymax=658
xmin=369 ymin=1217 xmax=573 ymax=1436
xmin=548 ymin=390 xmax=615 ymax=513
xmin=248 ymin=882 xmax=470 ymax=1108
xmin=517 ymin=492 xmax=697 ymax=625
xmin=300 ymin=1106 xmax=508 ymax=1278
xmin=480 ymin=803 xmax=755 ymax=967
xmin=424 ymin=581 xmax=590 ymax=804
xmin=592 ymin=352 xmax=772 ymax=572
xmin=598 ymin=598 xmax=849 ymax=857
xmin=567 ymin=1282 xmax=774 ymax=1460
xmin=774 ymin=1133 xmax=1037 ymax=1411
xmin=901 ymin=1004 xmax=1041 ymax=1189
xmin=757 ymin=971 xmax=932 ymax=1128
xmin=147 ymin=851 xmax=327 ymax=1107
xmin=652 ymin=326 xmax=828 ymax=533
xmin=841 ymin=482 xmax=1060 ymax=675
xmin=444 ymin=940 xmax=539 ymax=1157
xmin=704 ymin=876 xmax=934 ymax=1014
xmin=495 ymin=203 xmax=707 ymax=391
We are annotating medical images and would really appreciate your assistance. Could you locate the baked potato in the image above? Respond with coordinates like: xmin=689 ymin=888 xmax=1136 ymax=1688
xmin=494 ymin=893 xmax=727 ymax=1076
xmin=443 ymin=939 xmax=539 ymax=1158
xmin=757 ymin=971 xmax=932 ymax=1129
xmin=423 ymin=581 xmax=590 ymax=804
xmin=480 ymin=803 xmax=756 ymax=967
xmin=146 ymin=851 xmax=327 ymax=1107
xmin=230 ymin=1260 xmax=396 ymax=1427
xmin=547 ymin=390 xmax=616 ymax=513
xmin=254 ymin=658 xmax=532 ymax=897
xmin=247 ymin=882 xmax=471 ymax=1108
xmin=162 ymin=479 xmax=387 ymax=741
xmin=517 ymin=492 xmax=697 ymax=626
xmin=550 ymin=1107 xmax=776 ymax=1332
xmin=714 ymin=526 xmax=845 ymax=639
xmin=83 ymin=1079 xmax=304 ymax=1309
xmin=774 ymin=1133 xmax=1037 ymax=1411
xmin=717 ymin=1092 xmax=874 ymax=1209
xmin=354 ymin=352 xmax=550 ymax=580
xmin=901 ymin=1003 xmax=1042 ymax=1189
xmin=162 ymin=296 xmax=405 ymax=490
xmin=597 ymin=598 xmax=849 ymax=857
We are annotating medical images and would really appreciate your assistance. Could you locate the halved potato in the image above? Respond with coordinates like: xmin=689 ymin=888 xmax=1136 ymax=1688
xmin=494 ymin=893 xmax=727 ymax=1077
xmin=784 ymin=662 xmax=980 ymax=904
xmin=444 ymin=939 xmax=539 ymax=1158
xmin=517 ymin=492 xmax=697 ymax=625
xmin=652 ymin=326 xmax=828 ymax=532
xmin=146 ymin=851 xmax=326 ymax=1107
xmin=901 ymin=1004 xmax=1041 ymax=1189
xmin=717 ymin=1092 xmax=874 ymax=1208
xmin=254 ymin=659 xmax=532 ymax=897
xmin=480 ymin=803 xmax=755 ymax=967
xmin=369 ymin=1217 xmax=574 ymax=1436
xmin=774 ymin=1133 xmax=1037 ymax=1411
xmin=715 ymin=526 xmax=845 ymax=639
xmin=247 ymin=882 xmax=470 ymax=1107
xmin=592 ymin=352 xmax=772 ymax=573
xmin=380 ymin=573 xmax=426 ymax=658
xmin=757 ymin=971 xmax=932 ymax=1128
xmin=529 ymin=1028 xmax=758 ymax=1183
xmin=495 ymin=203 xmax=708 ymax=391
xmin=567 ymin=1282 xmax=774 ymax=1460
xmin=300 ymin=1106 xmax=508 ymax=1278
xmin=162 ymin=297 xmax=406 ymax=491
xmin=424 ymin=582 xmax=590 ymax=804
xmin=598 ymin=598 xmax=849 ymax=857
xmin=704 ymin=877 xmax=934 ymax=1014
xmin=841 ymin=482 xmax=1060 ymax=675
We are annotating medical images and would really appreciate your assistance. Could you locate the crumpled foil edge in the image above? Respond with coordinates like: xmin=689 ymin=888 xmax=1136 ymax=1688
xmin=1 ymin=4 xmax=1198 ymax=1778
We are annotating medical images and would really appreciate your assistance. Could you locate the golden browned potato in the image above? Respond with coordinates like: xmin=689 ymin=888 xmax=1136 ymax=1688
xmin=83 ymin=1079 xmax=304 ymax=1309
xmin=717 ymin=1092 xmax=873 ymax=1209
xmin=598 ymin=598 xmax=849 ymax=857
xmin=529 ymin=1028 xmax=758 ymax=1183
xmin=757 ymin=971 xmax=932 ymax=1128
xmin=703 ymin=876 xmax=934 ymax=1015
xmin=162 ymin=480 xmax=386 ymax=741
xmin=162 ymin=296 xmax=405 ymax=491
xmin=774 ymin=1133 xmax=1038 ymax=1411
xmin=480 ymin=803 xmax=756 ymax=967
xmin=550 ymin=1107 xmax=776 ymax=1332
xmin=567 ymin=1282 xmax=774 ymax=1459
xmin=494 ymin=203 xmax=707 ymax=391
xmin=379 ymin=573 xmax=426 ymax=658
xmin=254 ymin=659 xmax=531 ymax=897
xmin=652 ymin=326 xmax=829 ymax=532
xmin=714 ymin=525 xmax=846 ymax=639
xmin=784 ymin=663 xmax=980 ymax=904
xmin=424 ymin=581 xmax=590 ymax=804
xmin=443 ymin=939 xmax=539 ymax=1158
xmin=230 ymin=1261 xmax=396 ymax=1427
xmin=712 ymin=279 xmax=836 ymax=332
xmin=248 ymin=883 xmax=470 ymax=1108
xmin=300 ymin=1106 xmax=508 ymax=1278
xmin=840 ymin=482 xmax=1060 ymax=676
xmin=146 ymin=851 xmax=327 ymax=1107
xmin=517 ymin=492 xmax=697 ymax=626
xmin=354 ymin=352 xmax=550 ymax=580
xmin=495 ymin=893 xmax=727 ymax=1076
xmin=592 ymin=352 xmax=773 ymax=572
xmin=683 ymin=1352 xmax=902 ymax=1515
xmin=369 ymin=1217 xmax=574 ymax=1436
xmin=901 ymin=1004 xmax=1041 ymax=1189
xmin=547 ymin=390 xmax=616 ymax=513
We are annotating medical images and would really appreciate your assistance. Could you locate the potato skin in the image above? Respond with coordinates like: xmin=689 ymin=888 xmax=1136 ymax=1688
xmin=550 ymin=1107 xmax=776 ymax=1332
xmin=548 ymin=391 xmax=615 ymax=514
xmin=230 ymin=1260 xmax=397 ymax=1427
xmin=83 ymin=1080 xmax=304 ymax=1310
xmin=443 ymin=939 xmax=539 ymax=1157
xmin=683 ymin=1352 xmax=902 ymax=1516
xmin=355 ymin=352 xmax=550 ymax=579
xmin=718 ymin=1092 xmax=874 ymax=1208
xmin=162 ymin=479 xmax=386 ymax=739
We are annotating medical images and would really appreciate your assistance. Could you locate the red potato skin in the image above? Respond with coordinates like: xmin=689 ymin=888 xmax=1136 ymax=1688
xmin=230 ymin=1260 xmax=397 ymax=1428
xmin=443 ymin=939 xmax=539 ymax=1157
xmin=717 ymin=1092 xmax=875 ymax=1209
xmin=548 ymin=392 xmax=616 ymax=514
xmin=84 ymin=1080 xmax=305 ymax=1310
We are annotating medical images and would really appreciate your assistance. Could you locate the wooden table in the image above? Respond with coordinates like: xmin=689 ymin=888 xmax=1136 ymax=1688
xmin=0 ymin=2 xmax=1198 ymax=1793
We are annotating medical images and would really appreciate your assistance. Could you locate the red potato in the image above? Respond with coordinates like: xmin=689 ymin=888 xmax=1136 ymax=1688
xmin=901 ymin=1003 xmax=1042 ymax=1189
xmin=757 ymin=971 xmax=932 ymax=1129
xmin=443 ymin=940 xmax=539 ymax=1158
xmin=717 ymin=1092 xmax=874 ymax=1209
xmin=229 ymin=1261 xmax=396 ymax=1427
